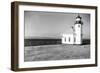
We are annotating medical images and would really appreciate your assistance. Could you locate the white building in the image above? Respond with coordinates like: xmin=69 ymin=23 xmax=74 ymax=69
xmin=62 ymin=14 xmax=83 ymax=45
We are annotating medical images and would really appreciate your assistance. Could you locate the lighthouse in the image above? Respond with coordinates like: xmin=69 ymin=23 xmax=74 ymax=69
xmin=73 ymin=14 xmax=83 ymax=44
xmin=62 ymin=14 xmax=83 ymax=45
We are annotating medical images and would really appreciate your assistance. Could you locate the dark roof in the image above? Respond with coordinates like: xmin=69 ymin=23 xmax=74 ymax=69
xmin=76 ymin=15 xmax=82 ymax=19
xmin=75 ymin=21 xmax=83 ymax=24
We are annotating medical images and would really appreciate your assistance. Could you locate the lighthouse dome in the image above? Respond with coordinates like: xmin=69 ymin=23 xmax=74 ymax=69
xmin=75 ymin=14 xmax=83 ymax=24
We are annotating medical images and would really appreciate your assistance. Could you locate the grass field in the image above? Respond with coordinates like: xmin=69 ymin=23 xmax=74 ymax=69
xmin=24 ymin=44 xmax=90 ymax=61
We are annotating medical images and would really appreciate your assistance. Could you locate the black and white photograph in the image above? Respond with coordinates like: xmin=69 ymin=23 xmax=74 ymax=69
xmin=24 ymin=11 xmax=90 ymax=62
xmin=11 ymin=1 xmax=97 ymax=71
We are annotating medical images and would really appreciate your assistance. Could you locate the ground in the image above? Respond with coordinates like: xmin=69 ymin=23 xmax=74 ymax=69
xmin=24 ymin=44 xmax=90 ymax=61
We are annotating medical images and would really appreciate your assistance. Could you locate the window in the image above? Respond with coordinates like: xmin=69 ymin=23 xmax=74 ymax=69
xmin=69 ymin=37 xmax=70 ymax=42
xmin=65 ymin=37 xmax=66 ymax=42
xmin=74 ymin=37 xmax=76 ymax=42
xmin=78 ymin=25 xmax=80 ymax=27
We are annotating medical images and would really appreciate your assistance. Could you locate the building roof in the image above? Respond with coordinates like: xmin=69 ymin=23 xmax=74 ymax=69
xmin=76 ymin=15 xmax=82 ymax=19
xmin=75 ymin=14 xmax=83 ymax=24
xmin=75 ymin=21 xmax=83 ymax=24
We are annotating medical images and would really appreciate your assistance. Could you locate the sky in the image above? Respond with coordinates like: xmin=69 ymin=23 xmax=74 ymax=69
xmin=24 ymin=11 xmax=90 ymax=39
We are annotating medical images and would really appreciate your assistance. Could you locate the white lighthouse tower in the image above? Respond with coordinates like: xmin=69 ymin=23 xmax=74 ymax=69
xmin=74 ymin=14 xmax=83 ymax=44
xmin=62 ymin=14 xmax=83 ymax=45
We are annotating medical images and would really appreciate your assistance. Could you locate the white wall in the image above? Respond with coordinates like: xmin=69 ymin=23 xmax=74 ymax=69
xmin=75 ymin=24 xmax=82 ymax=44
xmin=0 ymin=0 xmax=99 ymax=73
xmin=62 ymin=34 xmax=74 ymax=44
